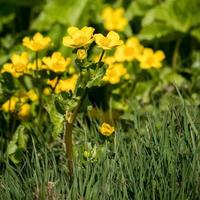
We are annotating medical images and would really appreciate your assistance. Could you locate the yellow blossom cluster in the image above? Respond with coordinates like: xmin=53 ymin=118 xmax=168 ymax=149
xmin=23 ymin=32 xmax=51 ymax=52
xmin=0 ymin=89 xmax=38 ymax=119
xmin=62 ymin=26 xmax=127 ymax=85
xmin=92 ymin=35 xmax=165 ymax=84
xmin=138 ymin=48 xmax=165 ymax=69
xmin=0 ymin=25 xmax=166 ymax=123
xmin=114 ymin=37 xmax=144 ymax=62
xmin=1 ymin=51 xmax=72 ymax=76
xmin=63 ymin=26 xmax=123 ymax=50
xmin=1 ymin=52 xmax=29 ymax=77
xmin=102 ymin=7 xmax=128 ymax=31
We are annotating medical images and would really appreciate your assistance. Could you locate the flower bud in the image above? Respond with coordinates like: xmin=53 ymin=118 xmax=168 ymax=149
xmin=77 ymin=49 xmax=87 ymax=60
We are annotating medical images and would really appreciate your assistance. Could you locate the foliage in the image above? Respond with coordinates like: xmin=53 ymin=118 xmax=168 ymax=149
xmin=0 ymin=107 xmax=200 ymax=199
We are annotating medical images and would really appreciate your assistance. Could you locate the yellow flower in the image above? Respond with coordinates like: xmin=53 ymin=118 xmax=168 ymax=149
xmin=1 ymin=63 xmax=21 ymax=78
xmin=104 ymin=56 xmax=116 ymax=65
xmin=154 ymin=50 xmax=165 ymax=68
xmin=42 ymin=52 xmax=71 ymax=73
xmin=103 ymin=63 xmax=127 ymax=84
xmin=26 ymin=89 xmax=38 ymax=101
xmin=114 ymin=37 xmax=144 ymax=62
xmin=102 ymin=7 xmax=128 ymax=31
xmin=18 ymin=103 xmax=31 ymax=119
xmin=11 ymin=52 xmax=29 ymax=73
xmin=47 ymin=77 xmax=58 ymax=89
xmin=99 ymin=122 xmax=115 ymax=136
xmin=43 ymin=87 xmax=52 ymax=96
xmin=1 ymin=52 xmax=29 ymax=77
xmin=55 ymin=74 xmax=79 ymax=94
xmin=94 ymin=31 xmax=123 ymax=50
xmin=23 ymin=32 xmax=51 ymax=52
xmin=138 ymin=48 xmax=165 ymax=69
xmin=63 ymin=26 xmax=94 ymax=48
xmin=77 ymin=49 xmax=87 ymax=60
xmin=1 ymin=97 xmax=19 ymax=112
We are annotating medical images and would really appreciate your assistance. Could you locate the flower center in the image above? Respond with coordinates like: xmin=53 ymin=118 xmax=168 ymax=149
xmin=100 ymin=37 xmax=110 ymax=47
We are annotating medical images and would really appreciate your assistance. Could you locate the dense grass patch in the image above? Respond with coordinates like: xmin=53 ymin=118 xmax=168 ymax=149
xmin=0 ymin=106 xmax=200 ymax=200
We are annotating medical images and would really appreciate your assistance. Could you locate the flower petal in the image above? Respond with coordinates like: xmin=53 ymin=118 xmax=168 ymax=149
xmin=63 ymin=36 xmax=74 ymax=47
xmin=67 ymin=27 xmax=79 ymax=36
xmin=82 ymin=26 xmax=95 ymax=38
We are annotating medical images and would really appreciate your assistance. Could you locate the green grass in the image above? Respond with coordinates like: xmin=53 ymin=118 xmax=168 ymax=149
xmin=0 ymin=106 xmax=200 ymax=200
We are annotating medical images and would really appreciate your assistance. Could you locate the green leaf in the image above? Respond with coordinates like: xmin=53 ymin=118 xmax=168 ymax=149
xmin=18 ymin=129 xmax=28 ymax=149
xmin=140 ymin=0 xmax=200 ymax=38
xmin=191 ymin=27 xmax=200 ymax=42
xmin=125 ymin=0 xmax=157 ymax=20
xmin=86 ymin=65 xmax=106 ymax=88
xmin=7 ymin=141 xmax=18 ymax=156
xmin=161 ymin=68 xmax=186 ymax=87
xmin=31 ymin=0 xmax=91 ymax=30
xmin=45 ymin=97 xmax=64 ymax=139
xmin=139 ymin=22 xmax=174 ymax=40
xmin=133 ymin=81 xmax=152 ymax=103
xmin=55 ymin=94 xmax=78 ymax=115
xmin=6 ymin=125 xmax=28 ymax=164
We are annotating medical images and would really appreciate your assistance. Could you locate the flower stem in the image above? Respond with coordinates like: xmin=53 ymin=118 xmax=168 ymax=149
xmin=35 ymin=52 xmax=39 ymax=78
xmin=64 ymin=87 xmax=88 ymax=181
xmin=99 ymin=50 xmax=105 ymax=63
xmin=35 ymin=51 xmax=43 ymax=134
xmin=64 ymin=121 xmax=73 ymax=181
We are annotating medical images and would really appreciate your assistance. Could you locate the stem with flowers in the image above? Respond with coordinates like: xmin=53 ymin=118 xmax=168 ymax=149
xmin=64 ymin=49 xmax=105 ymax=180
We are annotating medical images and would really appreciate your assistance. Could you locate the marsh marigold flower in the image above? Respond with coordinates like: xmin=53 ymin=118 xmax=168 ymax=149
xmin=55 ymin=74 xmax=79 ymax=94
xmin=99 ymin=122 xmax=115 ymax=136
xmin=138 ymin=48 xmax=165 ymax=69
xmin=47 ymin=77 xmax=58 ymax=89
xmin=1 ymin=97 xmax=19 ymax=112
xmin=23 ymin=32 xmax=51 ymax=52
xmin=102 ymin=7 xmax=128 ymax=31
xmin=42 ymin=52 xmax=71 ymax=73
xmin=63 ymin=26 xmax=94 ymax=48
xmin=1 ymin=52 xmax=29 ymax=77
xmin=10 ymin=52 xmax=29 ymax=73
xmin=94 ymin=31 xmax=123 ymax=50
xmin=103 ymin=63 xmax=127 ymax=84
xmin=48 ymin=74 xmax=79 ymax=94
xmin=18 ymin=103 xmax=31 ymax=119
xmin=43 ymin=87 xmax=52 ymax=96
xmin=26 ymin=89 xmax=38 ymax=101
xmin=104 ymin=56 xmax=116 ymax=65
xmin=115 ymin=37 xmax=144 ymax=62
xmin=77 ymin=49 xmax=87 ymax=60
